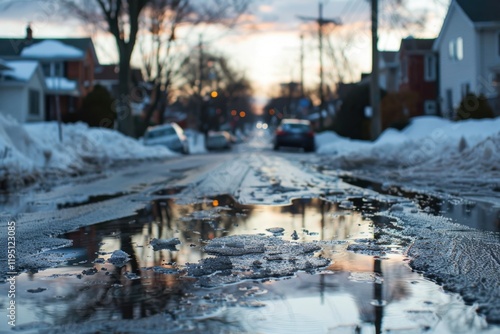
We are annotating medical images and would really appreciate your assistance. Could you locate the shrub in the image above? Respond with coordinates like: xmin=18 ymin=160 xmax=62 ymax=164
xmin=80 ymin=84 xmax=116 ymax=128
xmin=455 ymin=93 xmax=494 ymax=120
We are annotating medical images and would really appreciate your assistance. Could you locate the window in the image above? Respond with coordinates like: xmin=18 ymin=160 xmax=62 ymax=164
xmin=456 ymin=37 xmax=464 ymax=60
xmin=449 ymin=40 xmax=455 ymax=60
xmin=54 ymin=62 xmax=64 ymax=77
xmin=424 ymin=54 xmax=437 ymax=81
xmin=448 ymin=38 xmax=463 ymax=61
xmin=41 ymin=63 xmax=51 ymax=77
xmin=42 ymin=62 xmax=65 ymax=77
xmin=29 ymin=89 xmax=40 ymax=116
xmin=424 ymin=100 xmax=437 ymax=115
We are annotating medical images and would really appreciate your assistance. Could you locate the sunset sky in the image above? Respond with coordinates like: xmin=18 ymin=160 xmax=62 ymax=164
xmin=0 ymin=0 xmax=449 ymax=102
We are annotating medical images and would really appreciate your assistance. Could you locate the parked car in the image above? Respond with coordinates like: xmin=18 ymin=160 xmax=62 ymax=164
xmin=273 ymin=119 xmax=315 ymax=152
xmin=206 ymin=131 xmax=232 ymax=150
xmin=143 ymin=123 xmax=189 ymax=154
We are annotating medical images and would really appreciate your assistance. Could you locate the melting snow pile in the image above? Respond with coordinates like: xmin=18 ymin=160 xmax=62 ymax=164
xmin=377 ymin=202 xmax=500 ymax=323
xmin=316 ymin=116 xmax=500 ymax=199
xmin=0 ymin=114 xmax=175 ymax=188
xmin=317 ymin=116 xmax=500 ymax=168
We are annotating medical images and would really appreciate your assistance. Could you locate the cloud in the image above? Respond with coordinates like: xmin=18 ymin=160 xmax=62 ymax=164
xmin=258 ymin=5 xmax=274 ymax=13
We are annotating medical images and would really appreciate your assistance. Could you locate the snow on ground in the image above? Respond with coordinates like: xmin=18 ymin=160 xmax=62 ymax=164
xmin=316 ymin=116 xmax=500 ymax=202
xmin=378 ymin=201 xmax=500 ymax=323
xmin=0 ymin=115 xmax=175 ymax=189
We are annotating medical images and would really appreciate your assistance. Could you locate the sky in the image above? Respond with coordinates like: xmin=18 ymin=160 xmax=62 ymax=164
xmin=0 ymin=0 xmax=449 ymax=104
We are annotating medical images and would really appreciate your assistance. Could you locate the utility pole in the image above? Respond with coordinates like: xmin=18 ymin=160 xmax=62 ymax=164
xmin=300 ymin=34 xmax=305 ymax=97
xmin=298 ymin=1 xmax=340 ymax=130
xmin=198 ymin=34 xmax=204 ymax=132
xmin=370 ymin=0 xmax=381 ymax=140
xmin=198 ymin=34 xmax=203 ymax=100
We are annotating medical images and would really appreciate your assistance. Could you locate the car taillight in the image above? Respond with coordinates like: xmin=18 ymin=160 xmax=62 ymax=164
xmin=276 ymin=130 xmax=286 ymax=136
xmin=306 ymin=131 xmax=314 ymax=137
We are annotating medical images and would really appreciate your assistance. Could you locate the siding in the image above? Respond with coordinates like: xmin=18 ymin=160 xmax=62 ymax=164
xmin=0 ymin=87 xmax=27 ymax=122
xmin=477 ymin=29 xmax=500 ymax=98
xmin=438 ymin=4 xmax=477 ymax=118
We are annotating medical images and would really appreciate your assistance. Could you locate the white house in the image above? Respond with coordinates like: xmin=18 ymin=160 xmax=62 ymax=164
xmin=0 ymin=60 xmax=46 ymax=122
xmin=434 ymin=0 xmax=500 ymax=118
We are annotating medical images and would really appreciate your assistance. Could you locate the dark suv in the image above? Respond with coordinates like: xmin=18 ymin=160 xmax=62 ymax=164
xmin=273 ymin=119 xmax=315 ymax=152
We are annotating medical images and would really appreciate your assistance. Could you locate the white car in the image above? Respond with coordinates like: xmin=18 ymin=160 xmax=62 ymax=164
xmin=143 ymin=123 xmax=189 ymax=154
xmin=206 ymin=131 xmax=232 ymax=150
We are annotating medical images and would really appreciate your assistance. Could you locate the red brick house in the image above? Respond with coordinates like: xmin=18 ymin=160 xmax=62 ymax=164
xmin=399 ymin=37 xmax=440 ymax=116
xmin=0 ymin=27 xmax=99 ymax=122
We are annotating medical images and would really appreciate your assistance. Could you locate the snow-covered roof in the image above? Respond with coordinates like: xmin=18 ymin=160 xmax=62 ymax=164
xmin=21 ymin=40 xmax=84 ymax=59
xmin=2 ymin=60 xmax=39 ymax=81
xmin=0 ymin=58 xmax=11 ymax=71
xmin=45 ymin=77 xmax=79 ymax=96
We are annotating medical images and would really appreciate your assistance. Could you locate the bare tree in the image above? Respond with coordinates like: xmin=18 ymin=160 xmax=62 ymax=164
xmin=176 ymin=49 xmax=253 ymax=132
xmin=137 ymin=0 xmax=191 ymax=134
xmin=321 ymin=0 xmax=428 ymax=90
xmin=64 ymin=0 xmax=150 ymax=136
xmin=135 ymin=0 xmax=251 ymax=134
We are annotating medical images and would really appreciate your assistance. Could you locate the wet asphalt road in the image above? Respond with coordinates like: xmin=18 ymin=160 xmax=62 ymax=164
xmin=1 ymin=132 xmax=500 ymax=333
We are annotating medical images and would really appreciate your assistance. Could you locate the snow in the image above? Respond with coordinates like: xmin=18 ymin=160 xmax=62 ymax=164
xmin=0 ymin=58 xmax=10 ymax=70
xmin=318 ymin=116 xmax=500 ymax=159
xmin=317 ymin=116 xmax=500 ymax=202
xmin=0 ymin=114 xmax=176 ymax=188
xmin=378 ymin=202 xmax=500 ymax=323
xmin=45 ymin=77 xmax=78 ymax=92
xmin=2 ymin=60 xmax=39 ymax=81
xmin=21 ymin=40 xmax=84 ymax=59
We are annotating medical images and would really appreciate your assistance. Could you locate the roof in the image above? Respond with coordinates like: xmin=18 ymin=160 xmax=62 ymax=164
xmin=95 ymin=64 xmax=144 ymax=82
xmin=94 ymin=64 xmax=119 ymax=80
xmin=400 ymin=38 xmax=435 ymax=52
xmin=380 ymin=51 xmax=398 ymax=65
xmin=21 ymin=40 xmax=83 ymax=59
xmin=456 ymin=0 xmax=500 ymax=23
xmin=0 ymin=38 xmax=98 ymax=62
xmin=2 ymin=60 xmax=39 ymax=81
xmin=45 ymin=77 xmax=79 ymax=96
xmin=0 ymin=58 xmax=11 ymax=71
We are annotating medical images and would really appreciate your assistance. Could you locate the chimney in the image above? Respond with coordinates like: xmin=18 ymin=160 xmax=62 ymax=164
xmin=26 ymin=23 xmax=33 ymax=41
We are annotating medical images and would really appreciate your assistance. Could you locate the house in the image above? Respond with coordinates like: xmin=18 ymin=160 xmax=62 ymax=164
xmin=0 ymin=59 xmax=46 ymax=122
xmin=94 ymin=64 xmax=144 ymax=98
xmin=434 ymin=0 xmax=500 ymax=118
xmin=0 ymin=26 xmax=99 ymax=122
xmin=379 ymin=51 xmax=399 ymax=92
xmin=399 ymin=37 xmax=439 ymax=117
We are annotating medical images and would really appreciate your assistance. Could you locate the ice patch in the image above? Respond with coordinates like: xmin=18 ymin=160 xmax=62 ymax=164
xmin=378 ymin=204 xmax=500 ymax=323
xmin=186 ymin=234 xmax=330 ymax=288
xmin=150 ymin=237 xmax=181 ymax=251
xmin=107 ymin=250 xmax=130 ymax=267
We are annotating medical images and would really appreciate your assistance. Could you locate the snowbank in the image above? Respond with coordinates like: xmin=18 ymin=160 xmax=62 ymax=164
xmin=317 ymin=116 xmax=500 ymax=199
xmin=0 ymin=115 xmax=176 ymax=189
xmin=318 ymin=116 xmax=500 ymax=167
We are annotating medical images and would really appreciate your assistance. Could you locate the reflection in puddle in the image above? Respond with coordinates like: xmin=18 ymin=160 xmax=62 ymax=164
xmin=1 ymin=196 xmax=498 ymax=333
xmin=341 ymin=176 xmax=500 ymax=232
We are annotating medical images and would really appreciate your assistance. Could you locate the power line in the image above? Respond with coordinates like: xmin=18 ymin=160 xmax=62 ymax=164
xmin=297 ymin=1 xmax=341 ymax=129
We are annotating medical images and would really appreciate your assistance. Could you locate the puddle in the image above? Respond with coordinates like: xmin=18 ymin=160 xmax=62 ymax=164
xmin=1 ymin=196 xmax=499 ymax=333
xmin=341 ymin=176 xmax=500 ymax=233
